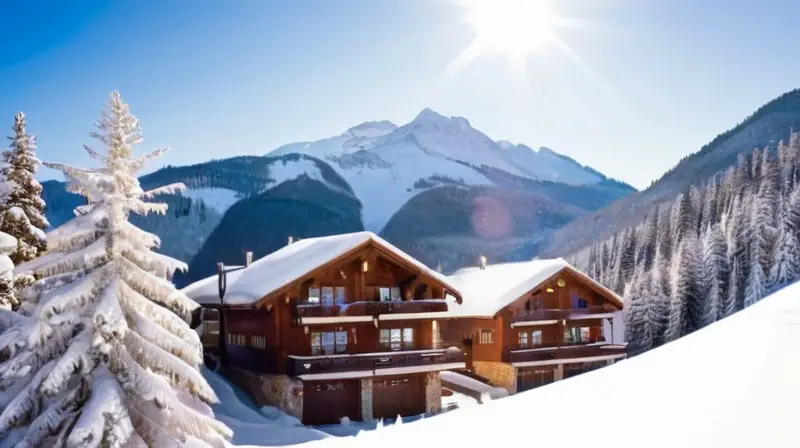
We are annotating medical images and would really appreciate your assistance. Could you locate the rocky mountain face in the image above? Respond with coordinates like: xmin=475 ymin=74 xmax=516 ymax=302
xmin=538 ymin=88 xmax=800 ymax=258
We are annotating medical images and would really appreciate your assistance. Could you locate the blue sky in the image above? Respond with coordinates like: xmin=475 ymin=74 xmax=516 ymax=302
xmin=1 ymin=0 xmax=800 ymax=189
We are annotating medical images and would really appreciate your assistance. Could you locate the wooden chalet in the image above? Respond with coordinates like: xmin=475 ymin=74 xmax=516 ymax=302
xmin=185 ymin=232 xmax=466 ymax=425
xmin=439 ymin=258 xmax=626 ymax=395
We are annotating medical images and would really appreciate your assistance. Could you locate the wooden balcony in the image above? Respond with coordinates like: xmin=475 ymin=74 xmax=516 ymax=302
xmin=505 ymin=343 xmax=627 ymax=364
xmin=510 ymin=305 xmax=613 ymax=325
xmin=294 ymin=299 xmax=448 ymax=318
xmin=287 ymin=345 xmax=466 ymax=377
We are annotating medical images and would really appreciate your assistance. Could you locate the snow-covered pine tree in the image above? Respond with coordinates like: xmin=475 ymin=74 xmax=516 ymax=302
xmin=701 ymin=223 xmax=728 ymax=325
xmin=0 ymin=113 xmax=48 ymax=264
xmin=0 ymin=92 xmax=231 ymax=447
xmin=665 ymin=232 xmax=703 ymax=341
xmin=647 ymin=243 xmax=670 ymax=347
xmin=636 ymin=206 xmax=659 ymax=271
xmin=750 ymin=147 xmax=762 ymax=181
xmin=768 ymin=206 xmax=799 ymax=291
xmin=623 ymin=264 xmax=651 ymax=356
xmin=0 ymin=232 xmax=17 ymax=310
xmin=745 ymin=193 xmax=772 ymax=307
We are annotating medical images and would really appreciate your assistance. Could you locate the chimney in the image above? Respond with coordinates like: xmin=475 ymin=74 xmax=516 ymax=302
xmin=478 ymin=255 xmax=487 ymax=270
xmin=287 ymin=236 xmax=294 ymax=245
xmin=245 ymin=251 xmax=253 ymax=267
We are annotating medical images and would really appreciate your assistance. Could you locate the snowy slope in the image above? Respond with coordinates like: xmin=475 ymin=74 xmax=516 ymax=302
xmin=202 ymin=367 xmax=329 ymax=447
xmin=298 ymin=281 xmax=800 ymax=448
xmin=496 ymin=141 xmax=603 ymax=185
xmin=180 ymin=187 xmax=241 ymax=214
xmin=270 ymin=121 xmax=398 ymax=159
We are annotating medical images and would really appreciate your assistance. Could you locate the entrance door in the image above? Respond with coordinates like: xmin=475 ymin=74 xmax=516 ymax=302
xmin=564 ymin=361 xmax=607 ymax=379
xmin=303 ymin=380 xmax=361 ymax=425
xmin=517 ymin=368 xmax=555 ymax=393
xmin=372 ymin=375 xmax=425 ymax=420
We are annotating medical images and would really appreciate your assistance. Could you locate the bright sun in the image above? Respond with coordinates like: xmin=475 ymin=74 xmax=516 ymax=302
xmin=466 ymin=0 xmax=559 ymax=59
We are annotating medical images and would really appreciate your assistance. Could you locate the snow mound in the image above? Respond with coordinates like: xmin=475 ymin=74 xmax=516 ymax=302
xmin=300 ymin=281 xmax=800 ymax=448
xmin=180 ymin=187 xmax=241 ymax=214
xmin=202 ymin=367 xmax=329 ymax=446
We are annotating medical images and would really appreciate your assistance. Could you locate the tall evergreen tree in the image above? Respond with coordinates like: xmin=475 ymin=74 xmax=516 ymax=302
xmin=701 ymin=223 xmax=728 ymax=325
xmin=0 ymin=233 xmax=17 ymax=310
xmin=0 ymin=92 xmax=231 ymax=446
xmin=0 ymin=113 xmax=48 ymax=264
xmin=768 ymin=208 xmax=799 ymax=290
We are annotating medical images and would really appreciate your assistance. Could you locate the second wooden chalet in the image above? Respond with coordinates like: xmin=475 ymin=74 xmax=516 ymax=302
xmin=440 ymin=258 xmax=627 ymax=395
xmin=185 ymin=231 xmax=466 ymax=425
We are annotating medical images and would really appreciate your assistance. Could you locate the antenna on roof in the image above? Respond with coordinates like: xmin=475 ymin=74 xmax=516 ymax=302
xmin=245 ymin=251 xmax=253 ymax=267
xmin=478 ymin=255 xmax=487 ymax=270
xmin=288 ymin=236 xmax=294 ymax=245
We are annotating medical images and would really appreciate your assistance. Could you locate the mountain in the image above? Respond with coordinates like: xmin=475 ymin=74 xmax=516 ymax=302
xmin=266 ymin=108 xmax=634 ymax=231
xmin=41 ymin=153 xmax=359 ymax=273
xmin=538 ymin=88 xmax=800 ymax=258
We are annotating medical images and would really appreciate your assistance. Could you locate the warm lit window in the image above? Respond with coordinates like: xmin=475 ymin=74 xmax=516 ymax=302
xmin=479 ymin=329 xmax=494 ymax=344
xmin=532 ymin=330 xmax=542 ymax=345
xmin=518 ymin=332 xmax=528 ymax=347
xmin=308 ymin=287 xmax=321 ymax=304
xmin=311 ymin=331 xmax=348 ymax=355
xmin=251 ymin=335 xmax=266 ymax=349
xmin=432 ymin=320 xmax=442 ymax=348
xmin=380 ymin=328 xmax=414 ymax=350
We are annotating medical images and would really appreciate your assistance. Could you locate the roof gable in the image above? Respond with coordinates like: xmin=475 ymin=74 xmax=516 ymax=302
xmin=444 ymin=259 xmax=622 ymax=317
xmin=182 ymin=231 xmax=462 ymax=306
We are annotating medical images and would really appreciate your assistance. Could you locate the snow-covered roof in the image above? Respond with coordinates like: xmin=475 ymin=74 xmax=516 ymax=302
xmin=441 ymin=258 xmax=622 ymax=318
xmin=182 ymin=231 xmax=462 ymax=306
xmin=304 ymin=280 xmax=800 ymax=448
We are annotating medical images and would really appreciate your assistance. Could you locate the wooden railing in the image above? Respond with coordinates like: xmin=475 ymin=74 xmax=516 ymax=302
xmin=504 ymin=343 xmax=627 ymax=364
xmin=294 ymin=299 xmax=448 ymax=318
xmin=510 ymin=305 xmax=612 ymax=324
xmin=287 ymin=344 xmax=466 ymax=376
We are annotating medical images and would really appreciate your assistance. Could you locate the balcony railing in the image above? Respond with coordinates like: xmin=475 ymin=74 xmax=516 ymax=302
xmin=510 ymin=305 xmax=613 ymax=325
xmin=504 ymin=343 xmax=627 ymax=364
xmin=294 ymin=299 xmax=448 ymax=319
xmin=287 ymin=343 xmax=466 ymax=376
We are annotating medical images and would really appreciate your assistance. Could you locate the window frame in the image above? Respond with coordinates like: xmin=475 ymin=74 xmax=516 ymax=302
xmin=479 ymin=329 xmax=494 ymax=344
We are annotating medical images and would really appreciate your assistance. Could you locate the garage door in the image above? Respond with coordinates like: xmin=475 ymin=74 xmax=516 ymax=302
xmin=303 ymin=380 xmax=361 ymax=425
xmin=372 ymin=375 xmax=425 ymax=420
xmin=517 ymin=368 xmax=555 ymax=393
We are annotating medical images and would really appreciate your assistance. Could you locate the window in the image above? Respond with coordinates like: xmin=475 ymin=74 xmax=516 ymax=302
xmin=479 ymin=329 xmax=494 ymax=344
xmin=251 ymin=335 xmax=266 ymax=349
xmin=571 ymin=292 xmax=589 ymax=309
xmin=335 ymin=287 xmax=347 ymax=304
xmin=532 ymin=330 xmax=542 ymax=345
xmin=566 ymin=327 xmax=592 ymax=344
xmin=321 ymin=287 xmax=334 ymax=305
xmin=379 ymin=287 xmax=392 ymax=302
xmin=432 ymin=320 xmax=441 ymax=348
xmin=391 ymin=287 xmax=401 ymax=300
xmin=226 ymin=333 xmax=246 ymax=346
xmin=380 ymin=328 xmax=414 ymax=351
xmin=311 ymin=331 xmax=348 ymax=355
xmin=518 ymin=332 xmax=528 ymax=347
xmin=308 ymin=287 xmax=321 ymax=304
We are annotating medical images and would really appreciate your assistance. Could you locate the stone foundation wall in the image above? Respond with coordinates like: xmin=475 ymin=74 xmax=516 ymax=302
xmin=221 ymin=366 xmax=304 ymax=420
xmin=424 ymin=372 xmax=442 ymax=415
xmin=473 ymin=361 xmax=518 ymax=395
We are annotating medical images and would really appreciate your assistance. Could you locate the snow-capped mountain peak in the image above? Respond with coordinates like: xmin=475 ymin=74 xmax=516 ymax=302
xmin=345 ymin=120 xmax=397 ymax=139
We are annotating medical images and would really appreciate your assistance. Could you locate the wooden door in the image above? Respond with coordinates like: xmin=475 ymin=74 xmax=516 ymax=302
xmin=372 ymin=375 xmax=425 ymax=420
xmin=303 ymin=380 xmax=361 ymax=425
xmin=517 ymin=368 xmax=555 ymax=393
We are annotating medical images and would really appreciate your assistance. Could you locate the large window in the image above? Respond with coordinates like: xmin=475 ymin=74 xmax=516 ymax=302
xmin=380 ymin=328 xmax=414 ymax=351
xmin=518 ymin=332 xmax=528 ymax=348
xmin=479 ymin=329 xmax=494 ymax=344
xmin=571 ymin=292 xmax=589 ymax=309
xmin=311 ymin=331 xmax=348 ymax=355
xmin=251 ymin=335 xmax=266 ymax=349
xmin=565 ymin=327 xmax=592 ymax=344
xmin=226 ymin=333 xmax=246 ymax=346
xmin=308 ymin=286 xmax=347 ymax=304
xmin=532 ymin=330 xmax=542 ymax=345
xmin=378 ymin=287 xmax=402 ymax=302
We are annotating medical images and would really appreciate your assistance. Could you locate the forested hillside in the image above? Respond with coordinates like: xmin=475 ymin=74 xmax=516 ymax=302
xmin=569 ymin=131 xmax=800 ymax=355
